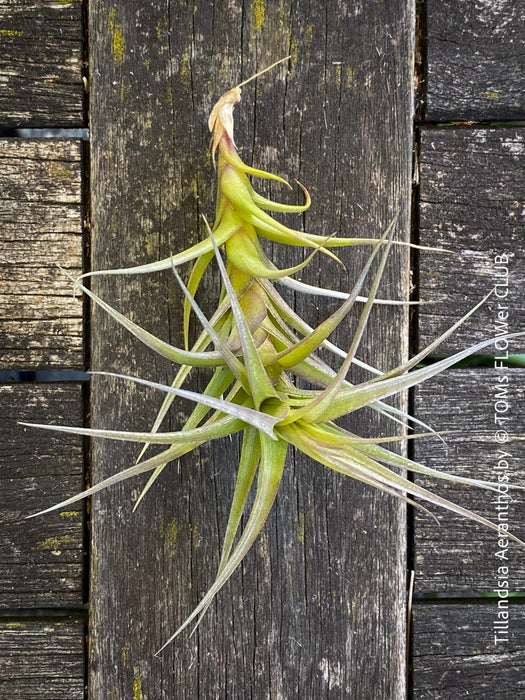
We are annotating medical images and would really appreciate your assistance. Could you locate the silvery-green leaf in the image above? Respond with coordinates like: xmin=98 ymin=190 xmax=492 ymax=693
xmin=93 ymin=371 xmax=278 ymax=439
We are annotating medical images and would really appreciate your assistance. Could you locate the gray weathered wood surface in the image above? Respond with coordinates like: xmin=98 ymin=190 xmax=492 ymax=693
xmin=0 ymin=619 xmax=85 ymax=699
xmin=418 ymin=128 xmax=525 ymax=354
xmin=1 ymin=0 xmax=522 ymax=696
xmin=412 ymin=603 xmax=525 ymax=698
xmin=413 ymin=369 xmax=525 ymax=593
xmin=0 ymin=139 xmax=84 ymax=369
xmin=0 ymin=43 xmax=86 ymax=691
xmin=0 ymin=384 xmax=85 ymax=607
xmin=0 ymin=0 xmax=84 ymax=127
xmin=88 ymin=0 xmax=413 ymax=697
xmin=413 ymin=7 xmax=525 ymax=695
xmin=425 ymin=0 xmax=525 ymax=122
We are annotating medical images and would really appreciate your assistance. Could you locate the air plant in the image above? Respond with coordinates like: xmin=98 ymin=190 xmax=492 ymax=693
xmin=24 ymin=59 xmax=523 ymax=651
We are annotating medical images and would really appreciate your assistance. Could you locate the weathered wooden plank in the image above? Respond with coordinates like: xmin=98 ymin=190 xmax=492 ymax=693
xmin=412 ymin=603 xmax=525 ymax=698
xmin=0 ymin=139 xmax=84 ymax=369
xmin=0 ymin=0 xmax=84 ymax=127
xmin=0 ymin=619 xmax=85 ymax=699
xmin=425 ymin=0 xmax=525 ymax=121
xmin=412 ymin=369 xmax=525 ymax=594
xmin=418 ymin=128 xmax=525 ymax=355
xmin=0 ymin=384 xmax=85 ymax=607
xmin=89 ymin=0 xmax=413 ymax=697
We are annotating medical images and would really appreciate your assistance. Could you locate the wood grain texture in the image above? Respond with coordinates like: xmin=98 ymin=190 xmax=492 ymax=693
xmin=0 ymin=619 xmax=85 ymax=699
xmin=418 ymin=128 xmax=525 ymax=355
xmin=0 ymin=139 xmax=84 ymax=369
xmin=89 ymin=1 xmax=414 ymax=697
xmin=425 ymin=0 xmax=525 ymax=121
xmin=412 ymin=369 xmax=525 ymax=594
xmin=0 ymin=384 xmax=85 ymax=607
xmin=0 ymin=0 xmax=84 ymax=127
xmin=412 ymin=603 xmax=525 ymax=698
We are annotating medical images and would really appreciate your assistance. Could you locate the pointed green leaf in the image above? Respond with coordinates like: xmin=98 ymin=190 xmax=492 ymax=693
xmin=157 ymin=434 xmax=287 ymax=649
xmin=284 ymin=219 xmax=395 ymax=423
xmin=77 ymin=211 xmax=242 ymax=281
xmin=325 ymin=332 xmax=525 ymax=423
xmin=66 ymin=272 xmax=224 ymax=367
xmin=258 ymin=277 xmax=440 ymax=436
xmin=276 ymin=218 xmax=394 ymax=370
xmin=219 ymin=146 xmax=290 ymax=186
xmin=368 ymin=289 xmax=494 ymax=385
xmin=171 ymin=263 xmax=248 ymax=385
xmin=135 ymin=364 xmax=236 ymax=464
xmin=28 ymin=443 xmax=193 ymax=518
xmin=359 ymin=441 xmax=522 ymax=492
xmin=93 ymin=371 xmax=278 ymax=439
xmin=205 ymin=217 xmax=279 ymax=409
xmin=183 ymin=250 xmax=214 ymax=350
xmin=20 ymin=415 xmax=242 ymax=445
xmin=277 ymin=275 xmax=424 ymax=306
xmin=251 ymin=181 xmax=311 ymax=214
xmin=225 ymin=226 xmax=328 ymax=281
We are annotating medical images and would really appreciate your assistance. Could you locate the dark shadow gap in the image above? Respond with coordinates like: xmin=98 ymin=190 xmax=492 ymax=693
xmin=0 ymin=370 xmax=91 ymax=383
xmin=408 ymin=3 xmax=427 ymax=693
xmin=0 ymin=606 xmax=88 ymax=619
xmin=0 ymin=128 xmax=89 ymax=139
xmin=415 ymin=354 xmax=525 ymax=369
xmin=412 ymin=593 xmax=525 ymax=602
xmin=415 ymin=120 xmax=525 ymax=129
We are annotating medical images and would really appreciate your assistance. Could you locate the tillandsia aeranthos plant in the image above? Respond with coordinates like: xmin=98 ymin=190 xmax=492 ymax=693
xmin=24 ymin=58 xmax=524 ymax=651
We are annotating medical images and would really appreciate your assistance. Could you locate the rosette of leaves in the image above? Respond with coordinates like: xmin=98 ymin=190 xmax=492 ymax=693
xmin=25 ymin=64 xmax=524 ymax=649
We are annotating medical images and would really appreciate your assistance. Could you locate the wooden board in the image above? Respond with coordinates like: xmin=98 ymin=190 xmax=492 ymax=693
xmin=425 ymin=0 xmax=525 ymax=122
xmin=0 ymin=619 xmax=85 ymax=699
xmin=0 ymin=384 xmax=85 ymax=607
xmin=418 ymin=127 xmax=525 ymax=355
xmin=88 ymin=0 xmax=414 ymax=697
xmin=412 ymin=369 xmax=525 ymax=594
xmin=0 ymin=0 xmax=84 ymax=127
xmin=412 ymin=603 xmax=525 ymax=698
xmin=0 ymin=139 xmax=84 ymax=369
